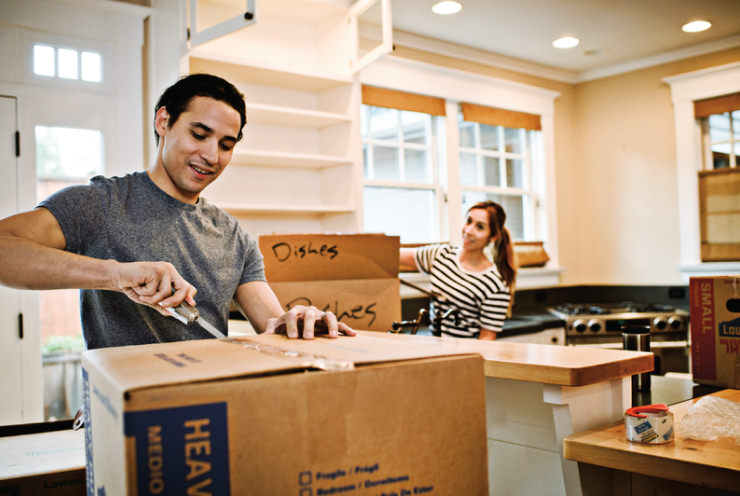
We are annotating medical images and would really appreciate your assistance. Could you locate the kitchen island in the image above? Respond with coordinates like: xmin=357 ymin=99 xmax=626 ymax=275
xmin=563 ymin=388 xmax=740 ymax=495
xmin=363 ymin=331 xmax=653 ymax=496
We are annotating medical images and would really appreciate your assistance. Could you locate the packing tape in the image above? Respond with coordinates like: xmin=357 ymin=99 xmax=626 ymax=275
xmin=624 ymin=404 xmax=674 ymax=444
xmin=224 ymin=338 xmax=355 ymax=371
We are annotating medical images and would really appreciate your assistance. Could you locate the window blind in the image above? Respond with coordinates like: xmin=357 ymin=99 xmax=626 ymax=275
xmin=361 ymin=85 xmax=446 ymax=116
xmin=694 ymin=92 xmax=740 ymax=119
xmin=460 ymin=102 xmax=541 ymax=131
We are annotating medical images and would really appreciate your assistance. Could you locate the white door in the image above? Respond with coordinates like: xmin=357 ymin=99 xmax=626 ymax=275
xmin=0 ymin=96 xmax=25 ymax=424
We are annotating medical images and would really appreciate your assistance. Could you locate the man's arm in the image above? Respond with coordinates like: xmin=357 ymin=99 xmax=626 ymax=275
xmin=235 ymin=280 xmax=355 ymax=339
xmin=0 ymin=207 xmax=196 ymax=312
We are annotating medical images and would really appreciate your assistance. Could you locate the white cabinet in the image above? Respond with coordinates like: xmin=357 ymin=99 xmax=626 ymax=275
xmin=152 ymin=0 xmax=391 ymax=236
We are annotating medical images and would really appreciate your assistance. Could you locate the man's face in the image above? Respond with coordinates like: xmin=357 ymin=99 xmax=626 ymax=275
xmin=155 ymin=96 xmax=241 ymax=203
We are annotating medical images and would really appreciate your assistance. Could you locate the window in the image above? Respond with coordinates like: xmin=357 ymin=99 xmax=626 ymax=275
xmin=694 ymin=92 xmax=740 ymax=262
xmin=703 ymin=113 xmax=740 ymax=170
xmin=361 ymin=87 xmax=447 ymax=243
xmin=33 ymin=43 xmax=102 ymax=82
xmin=458 ymin=103 xmax=543 ymax=241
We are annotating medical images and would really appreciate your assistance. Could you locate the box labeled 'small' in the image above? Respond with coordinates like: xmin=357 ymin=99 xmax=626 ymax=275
xmin=81 ymin=333 xmax=487 ymax=495
xmin=689 ymin=276 xmax=740 ymax=388
xmin=259 ymin=233 xmax=401 ymax=331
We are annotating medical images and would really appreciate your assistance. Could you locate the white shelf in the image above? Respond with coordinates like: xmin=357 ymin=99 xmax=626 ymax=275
xmin=217 ymin=203 xmax=354 ymax=214
xmin=231 ymin=149 xmax=351 ymax=168
xmin=246 ymin=102 xmax=350 ymax=128
xmin=190 ymin=53 xmax=352 ymax=92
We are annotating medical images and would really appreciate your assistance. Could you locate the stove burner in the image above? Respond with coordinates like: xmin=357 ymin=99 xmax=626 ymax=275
xmin=553 ymin=301 xmax=677 ymax=316
xmin=619 ymin=301 xmax=676 ymax=313
xmin=553 ymin=303 xmax=611 ymax=316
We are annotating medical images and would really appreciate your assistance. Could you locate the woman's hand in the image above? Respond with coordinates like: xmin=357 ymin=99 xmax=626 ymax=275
xmin=478 ymin=329 xmax=498 ymax=340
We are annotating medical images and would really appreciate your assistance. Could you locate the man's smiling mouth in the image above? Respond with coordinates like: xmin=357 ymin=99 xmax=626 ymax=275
xmin=190 ymin=164 xmax=213 ymax=175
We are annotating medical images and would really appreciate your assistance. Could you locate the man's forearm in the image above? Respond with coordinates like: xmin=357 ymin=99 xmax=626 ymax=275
xmin=0 ymin=235 xmax=118 ymax=290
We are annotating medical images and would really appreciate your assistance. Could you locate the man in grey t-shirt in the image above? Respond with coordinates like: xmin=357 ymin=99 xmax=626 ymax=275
xmin=0 ymin=73 xmax=355 ymax=348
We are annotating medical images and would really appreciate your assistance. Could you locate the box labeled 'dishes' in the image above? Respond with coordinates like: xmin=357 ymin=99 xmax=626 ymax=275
xmin=259 ymin=233 xmax=400 ymax=331
xmin=81 ymin=333 xmax=487 ymax=495
xmin=689 ymin=276 xmax=740 ymax=388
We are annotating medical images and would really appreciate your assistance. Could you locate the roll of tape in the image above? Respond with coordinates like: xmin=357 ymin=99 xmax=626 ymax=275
xmin=625 ymin=404 xmax=674 ymax=444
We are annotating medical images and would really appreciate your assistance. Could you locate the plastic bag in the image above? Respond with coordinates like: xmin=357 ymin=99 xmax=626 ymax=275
xmin=679 ymin=396 xmax=740 ymax=442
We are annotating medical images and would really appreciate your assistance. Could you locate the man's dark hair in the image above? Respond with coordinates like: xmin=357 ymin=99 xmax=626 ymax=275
xmin=154 ymin=73 xmax=247 ymax=144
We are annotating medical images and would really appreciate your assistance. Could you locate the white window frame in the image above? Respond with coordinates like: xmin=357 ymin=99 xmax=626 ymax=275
xmin=360 ymin=56 xmax=560 ymax=265
xmin=664 ymin=62 xmax=740 ymax=277
xmin=362 ymin=105 xmax=447 ymax=243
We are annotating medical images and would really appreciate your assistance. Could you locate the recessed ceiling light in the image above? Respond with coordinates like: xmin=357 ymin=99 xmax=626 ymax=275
xmin=682 ymin=20 xmax=712 ymax=33
xmin=432 ymin=1 xmax=462 ymax=15
xmin=552 ymin=36 xmax=580 ymax=49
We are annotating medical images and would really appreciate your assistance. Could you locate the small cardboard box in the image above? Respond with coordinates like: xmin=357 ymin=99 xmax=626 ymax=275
xmin=259 ymin=234 xmax=401 ymax=331
xmin=689 ymin=276 xmax=740 ymax=388
xmin=81 ymin=334 xmax=487 ymax=495
xmin=0 ymin=429 xmax=85 ymax=495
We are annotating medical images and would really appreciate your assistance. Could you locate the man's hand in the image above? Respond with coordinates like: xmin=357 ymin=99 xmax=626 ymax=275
xmin=114 ymin=261 xmax=197 ymax=316
xmin=264 ymin=305 xmax=356 ymax=339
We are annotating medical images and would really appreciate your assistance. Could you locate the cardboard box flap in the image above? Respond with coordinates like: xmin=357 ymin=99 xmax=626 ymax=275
xmin=81 ymin=334 xmax=476 ymax=393
xmin=259 ymin=233 xmax=400 ymax=282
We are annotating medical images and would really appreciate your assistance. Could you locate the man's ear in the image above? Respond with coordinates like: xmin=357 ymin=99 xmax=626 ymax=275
xmin=154 ymin=107 xmax=170 ymax=138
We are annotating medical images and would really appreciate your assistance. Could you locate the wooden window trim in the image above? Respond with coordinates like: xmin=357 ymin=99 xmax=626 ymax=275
xmin=460 ymin=102 xmax=541 ymax=131
xmin=694 ymin=92 xmax=740 ymax=119
xmin=361 ymin=85 xmax=446 ymax=116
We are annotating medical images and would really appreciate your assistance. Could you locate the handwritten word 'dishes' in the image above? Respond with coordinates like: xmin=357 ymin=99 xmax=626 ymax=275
xmin=271 ymin=242 xmax=338 ymax=262
xmin=286 ymin=297 xmax=377 ymax=326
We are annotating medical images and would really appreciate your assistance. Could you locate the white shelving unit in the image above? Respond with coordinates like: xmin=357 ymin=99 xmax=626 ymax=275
xmin=166 ymin=0 xmax=391 ymax=236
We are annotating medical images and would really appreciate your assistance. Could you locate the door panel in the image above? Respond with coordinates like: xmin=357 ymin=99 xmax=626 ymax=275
xmin=0 ymin=96 xmax=25 ymax=424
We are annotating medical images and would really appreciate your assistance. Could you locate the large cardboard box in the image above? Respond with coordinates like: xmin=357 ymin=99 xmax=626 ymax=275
xmin=689 ymin=275 xmax=740 ymax=388
xmin=81 ymin=334 xmax=487 ymax=495
xmin=0 ymin=429 xmax=85 ymax=495
xmin=259 ymin=234 xmax=401 ymax=331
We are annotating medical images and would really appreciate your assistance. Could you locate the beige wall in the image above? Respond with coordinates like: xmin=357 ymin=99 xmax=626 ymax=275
xmin=392 ymin=45 xmax=740 ymax=285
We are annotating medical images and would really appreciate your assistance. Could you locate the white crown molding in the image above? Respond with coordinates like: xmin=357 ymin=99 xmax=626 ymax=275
xmin=576 ymin=35 xmax=740 ymax=83
xmin=390 ymin=29 xmax=740 ymax=85
xmin=391 ymin=30 xmax=579 ymax=84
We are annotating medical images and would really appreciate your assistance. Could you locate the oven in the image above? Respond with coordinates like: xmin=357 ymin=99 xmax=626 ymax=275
xmin=548 ymin=302 xmax=690 ymax=374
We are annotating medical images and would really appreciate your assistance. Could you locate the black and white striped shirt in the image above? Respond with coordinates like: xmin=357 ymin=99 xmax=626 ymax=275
xmin=415 ymin=244 xmax=510 ymax=338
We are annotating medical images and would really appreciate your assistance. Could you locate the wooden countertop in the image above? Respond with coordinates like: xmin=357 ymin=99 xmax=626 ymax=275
xmin=563 ymin=388 xmax=740 ymax=492
xmin=358 ymin=331 xmax=653 ymax=387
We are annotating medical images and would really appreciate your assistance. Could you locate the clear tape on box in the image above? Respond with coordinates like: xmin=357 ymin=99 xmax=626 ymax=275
xmin=679 ymin=396 xmax=740 ymax=443
xmin=225 ymin=338 xmax=355 ymax=371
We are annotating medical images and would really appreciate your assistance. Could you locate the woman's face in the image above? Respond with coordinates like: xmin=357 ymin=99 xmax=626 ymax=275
xmin=462 ymin=208 xmax=494 ymax=252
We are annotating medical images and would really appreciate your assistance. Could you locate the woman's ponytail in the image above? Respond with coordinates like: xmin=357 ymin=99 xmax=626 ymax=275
xmin=493 ymin=226 xmax=517 ymax=288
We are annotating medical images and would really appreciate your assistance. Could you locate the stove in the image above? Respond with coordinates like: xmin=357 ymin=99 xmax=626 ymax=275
xmin=548 ymin=301 xmax=689 ymax=341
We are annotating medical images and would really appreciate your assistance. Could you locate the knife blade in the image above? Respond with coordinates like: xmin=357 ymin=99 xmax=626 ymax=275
xmin=165 ymin=300 xmax=226 ymax=338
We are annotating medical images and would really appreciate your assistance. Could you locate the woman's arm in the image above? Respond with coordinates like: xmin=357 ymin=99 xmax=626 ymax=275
xmin=478 ymin=329 xmax=498 ymax=340
xmin=399 ymin=247 xmax=418 ymax=271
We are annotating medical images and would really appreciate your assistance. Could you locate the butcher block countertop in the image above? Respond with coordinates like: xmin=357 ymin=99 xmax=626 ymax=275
xmin=563 ymin=388 xmax=740 ymax=492
xmin=359 ymin=330 xmax=654 ymax=387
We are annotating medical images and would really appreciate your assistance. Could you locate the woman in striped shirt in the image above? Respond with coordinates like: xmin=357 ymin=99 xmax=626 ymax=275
xmin=399 ymin=201 xmax=517 ymax=339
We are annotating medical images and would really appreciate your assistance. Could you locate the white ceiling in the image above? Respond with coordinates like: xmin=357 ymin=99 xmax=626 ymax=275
xmin=387 ymin=0 xmax=740 ymax=81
